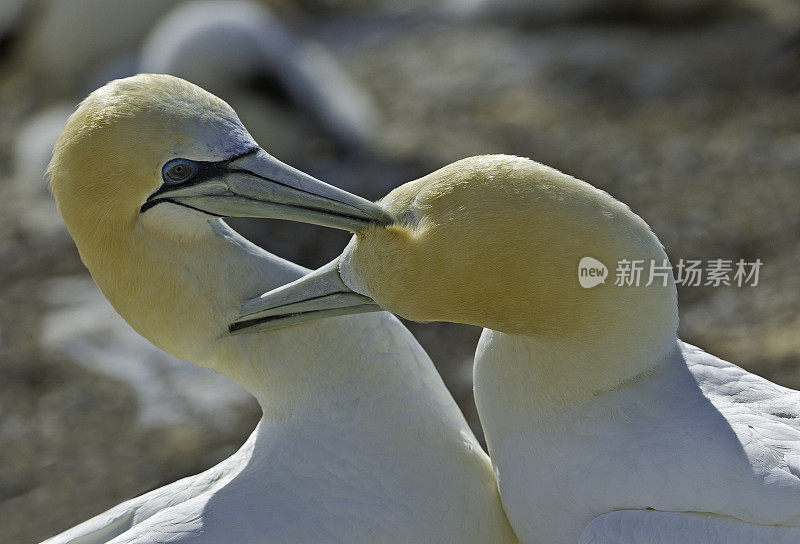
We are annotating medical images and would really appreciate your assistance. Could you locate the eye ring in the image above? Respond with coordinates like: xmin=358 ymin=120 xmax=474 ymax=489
xmin=162 ymin=158 xmax=197 ymax=183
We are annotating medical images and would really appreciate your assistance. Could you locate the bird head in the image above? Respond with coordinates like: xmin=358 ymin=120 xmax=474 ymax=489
xmin=234 ymin=155 xmax=678 ymax=359
xmin=48 ymin=74 xmax=390 ymax=364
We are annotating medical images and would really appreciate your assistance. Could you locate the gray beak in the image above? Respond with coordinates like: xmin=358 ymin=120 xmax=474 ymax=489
xmin=142 ymin=148 xmax=394 ymax=232
xmin=230 ymin=258 xmax=380 ymax=334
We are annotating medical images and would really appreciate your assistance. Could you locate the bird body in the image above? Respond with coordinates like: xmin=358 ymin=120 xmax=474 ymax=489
xmin=239 ymin=154 xmax=800 ymax=543
xmin=49 ymin=301 xmax=509 ymax=544
xmin=43 ymin=75 xmax=516 ymax=544
xmin=478 ymin=336 xmax=800 ymax=544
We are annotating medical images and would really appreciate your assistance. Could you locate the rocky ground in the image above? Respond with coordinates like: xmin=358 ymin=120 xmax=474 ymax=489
xmin=1 ymin=1 xmax=799 ymax=543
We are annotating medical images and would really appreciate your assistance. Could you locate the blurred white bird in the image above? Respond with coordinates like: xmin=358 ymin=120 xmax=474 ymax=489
xmin=140 ymin=0 xmax=379 ymax=155
xmin=14 ymin=0 xmax=180 ymax=92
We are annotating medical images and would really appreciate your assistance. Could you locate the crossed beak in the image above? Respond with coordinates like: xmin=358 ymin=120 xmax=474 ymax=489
xmin=230 ymin=258 xmax=381 ymax=334
xmin=141 ymin=147 xmax=387 ymax=333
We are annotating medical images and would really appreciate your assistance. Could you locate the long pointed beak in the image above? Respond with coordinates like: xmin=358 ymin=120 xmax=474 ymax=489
xmin=230 ymin=258 xmax=381 ymax=334
xmin=142 ymin=148 xmax=394 ymax=232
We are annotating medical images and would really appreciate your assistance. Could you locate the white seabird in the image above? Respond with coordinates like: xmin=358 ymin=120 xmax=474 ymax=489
xmin=139 ymin=0 xmax=379 ymax=154
xmin=237 ymin=154 xmax=800 ymax=544
xmin=43 ymin=76 xmax=516 ymax=544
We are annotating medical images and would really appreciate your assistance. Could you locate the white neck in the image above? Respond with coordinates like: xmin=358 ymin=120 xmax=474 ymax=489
xmin=473 ymin=304 xmax=678 ymax=448
xmin=213 ymin=329 xmax=515 ymax=542
xmin=131 ymin=220 xmax=472 ymax=426
xmin=217 ymin=309 xmax=464 ymax=425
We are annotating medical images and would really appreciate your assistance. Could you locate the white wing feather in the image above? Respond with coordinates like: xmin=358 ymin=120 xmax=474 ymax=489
xmin=580 ymin=510 xmax=800 ymax=544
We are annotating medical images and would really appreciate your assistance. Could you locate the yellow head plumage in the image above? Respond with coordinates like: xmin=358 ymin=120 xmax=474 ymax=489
xmin=49 ymin=73 xmax=254 ymax=242
xmin=47 ymin=74 xmax=259 ymax=363
xmin=341 ymin=155 xmax=678 ymax=350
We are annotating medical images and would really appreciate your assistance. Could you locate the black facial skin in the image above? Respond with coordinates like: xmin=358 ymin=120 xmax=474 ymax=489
xmin=140 ymin=147 xmax=260 ymax=214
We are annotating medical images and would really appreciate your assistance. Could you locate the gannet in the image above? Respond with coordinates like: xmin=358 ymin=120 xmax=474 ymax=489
xmin=139 ymin=0 xmax=378 ymax=153
xmin=15 ymin=0 xmax=180 ymax=92
xmin=43 ymin=75 xmax=517 ymax=544
xmin=236 ymin=155 xmax=800 ymax=543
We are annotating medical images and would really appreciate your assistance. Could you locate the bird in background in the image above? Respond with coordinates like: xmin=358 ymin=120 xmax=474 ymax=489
xmin=237 ymin=155 xmax=800 ymax=543
xmin=139 ymin=0 xmax=380 ymax=156
xmin=42 ymin=74 xmax=517 ymax=544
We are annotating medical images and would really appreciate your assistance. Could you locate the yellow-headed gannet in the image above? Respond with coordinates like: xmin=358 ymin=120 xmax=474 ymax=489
xmin=43 ymin=76 xmax=516 ymax=544
xmin=236 ymin=155 xmax=800 ymax=544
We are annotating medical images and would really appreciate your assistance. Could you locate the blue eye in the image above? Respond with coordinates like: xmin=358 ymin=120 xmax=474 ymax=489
xmin=162 ymin=159 xmax=197 ymax=183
